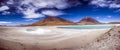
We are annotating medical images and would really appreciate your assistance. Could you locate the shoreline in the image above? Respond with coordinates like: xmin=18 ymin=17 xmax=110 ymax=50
xmin=0 ymin=25 xmax=112 ymax=50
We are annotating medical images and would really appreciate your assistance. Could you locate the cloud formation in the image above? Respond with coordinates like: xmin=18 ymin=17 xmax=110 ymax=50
xmin=0 ymin=0 xmax=77 ymax=19
xmin=41 ymin=10 xmax=64 ymax=16
xmin=1 ymin=11 xmax=10 ymax=15
xmin=0 ymin=6 xmax=9 ymax=11
xmin=91 ymin=0 xmax=120 ymax=8
xmin=22 ymin=9 xmax=45 ymax=18
xmin=19 ymin=0 xmax=69 ymax=18
xmin=103 ymin=15 xmax=112 ymax=20
xmin=0 ymin=21 xmax=12 ymax=25
xmin=1 ymin=0 xmax=119 ymax=19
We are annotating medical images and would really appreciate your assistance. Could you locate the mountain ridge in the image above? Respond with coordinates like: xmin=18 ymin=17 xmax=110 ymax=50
xmin=28 ymin=16 xmax=76 ymax=26
xmin=26 ymin=16 xmax=102 ymax=26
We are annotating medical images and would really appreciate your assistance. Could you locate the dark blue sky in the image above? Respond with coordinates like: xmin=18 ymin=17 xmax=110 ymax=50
xmin=0 ymin=0 xmax=120 ymax=25
xmin=60 ymin=4 xmax=120 ymax=22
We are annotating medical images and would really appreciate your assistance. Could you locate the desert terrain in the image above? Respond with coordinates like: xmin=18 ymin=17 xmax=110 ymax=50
xmin=0 ymin=25 xmax=119 ymax=50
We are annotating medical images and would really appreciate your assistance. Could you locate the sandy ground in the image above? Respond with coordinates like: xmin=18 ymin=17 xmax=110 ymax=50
xmin=0 ymin=25 xmax=112 ymax=50
xmin=76 ymin=26 xmax=120 ymax=50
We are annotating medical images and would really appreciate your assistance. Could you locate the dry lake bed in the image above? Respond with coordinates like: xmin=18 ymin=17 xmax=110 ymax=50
xmin=0 ymin=24 xmax=120 ymax=50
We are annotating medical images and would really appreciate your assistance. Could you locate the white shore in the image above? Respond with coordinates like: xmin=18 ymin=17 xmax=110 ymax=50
xmin=0 ymin=25 xmax=113 ymax=50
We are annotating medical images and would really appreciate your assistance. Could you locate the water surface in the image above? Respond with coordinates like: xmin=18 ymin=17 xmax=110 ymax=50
xmin=58 ymin=25 xmax=114 ymax=29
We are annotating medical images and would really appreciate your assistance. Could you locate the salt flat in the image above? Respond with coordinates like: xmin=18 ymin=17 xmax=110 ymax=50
xmin=0 ymin=25 xmax=112 ymax=50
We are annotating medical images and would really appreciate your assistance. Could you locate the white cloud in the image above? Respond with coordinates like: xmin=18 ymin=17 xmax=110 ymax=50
xmin=103 ymin=16 xmax=112 ymax=20
xmin=42 ymin=10 xmax=64 ymax=16
xmin=24 ymin=13 xmax=44 ymax=19
xmin=109 ymin=3 xmax=120 ymax=8
xmin=12 ymin=0 xmax=69 ymax=18
xmin=107 ymin=16 xmax=112 ymax=18
xmin=25 ymin=19 xmax=34 ymax=21
xmin=0 ymin=21 xmax=12 ymax=24
xmin=91 ymin=0 xmax=120 ymax=9
xmin=2 ymin=11 xmax=10 ymax=15
xmin=0 ymin=6 xmax=9 ymax=12
xmin=103 ymin=18 xmax=107 ymax=20
xmin=21 ymin=0 xmax=69 ymax=9
xmin=23 ymin=9 xmax=45 ymax=18
xmin=91 ymin=0 xmax=108 ymax=7
xmin=96 ymin=17 xmax=100 ymax=19
xmin=7 ymin=0 xmax=14 ymax=4
xmin=0 ymin=0 xmax=79 ymax=19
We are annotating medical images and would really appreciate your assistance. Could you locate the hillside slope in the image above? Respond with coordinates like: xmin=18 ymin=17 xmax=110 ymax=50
xmin=77 ymin=16 xmax=101 ymax=25
xmin=28 ymin=16 xmax=76 ymax=26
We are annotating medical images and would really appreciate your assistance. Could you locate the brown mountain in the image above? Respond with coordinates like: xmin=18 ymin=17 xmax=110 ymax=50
xmin=28 ymin=16 xmax=76 ymax=26
xmin=77 ymin=16 xmax=101 ymax=25
xmin=108 ymin=22 xmax=120 ymax=24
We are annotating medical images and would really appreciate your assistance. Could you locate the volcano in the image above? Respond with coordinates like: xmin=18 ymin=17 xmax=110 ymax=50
xmin=77 ymin=16 xmax=101 ymax=25
xmin=28 ymin=16 xmax=76 ymax=26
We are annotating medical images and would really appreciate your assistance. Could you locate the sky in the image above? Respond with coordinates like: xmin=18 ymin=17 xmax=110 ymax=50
xmin=0 ymin=0 xmax=120 ymax=25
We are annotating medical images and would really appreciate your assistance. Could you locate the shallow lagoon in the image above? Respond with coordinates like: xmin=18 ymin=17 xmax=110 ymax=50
xmin=58 ymin=25 xmax=115 ymax=29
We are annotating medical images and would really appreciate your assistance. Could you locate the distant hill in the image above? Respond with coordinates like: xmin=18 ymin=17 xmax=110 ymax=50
xmin=28 ymin=16 xmax=76 ymax=26
xmin=108 ymin=22 xmax=120 ymax=24
xmin=77 ymin=16 xmax=101 ymax=25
